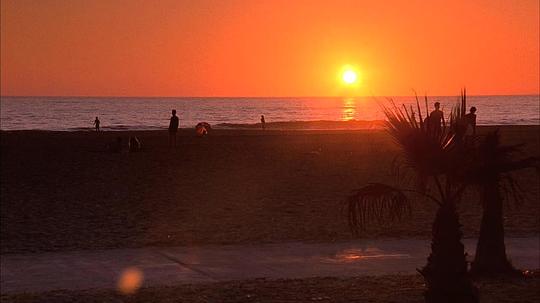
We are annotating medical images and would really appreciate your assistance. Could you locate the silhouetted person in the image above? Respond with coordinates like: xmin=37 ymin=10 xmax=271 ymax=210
xmin=169 ymin=109 xmax=179 ymax=147
xmin=260 ymin=115 xmax=266 ymax=130
xmin=428 ymin=102 xmax=444 ymax=136
xmin=129 ymin=136 xmax=141 ymax=152
xmin=455 ymin=106 xmax=478 ymax=141
xmin=93 ymin=117 xmax=100 ymax=132
xmin=464 ymin=106 xmax=477 ymax=136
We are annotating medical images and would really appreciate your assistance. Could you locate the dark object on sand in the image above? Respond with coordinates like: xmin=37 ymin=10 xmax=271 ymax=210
xmin=196 ymin=122 xmax=211 ymax=137
xmin=108 ymin=137 xmax=123 ymax=153
xmin=129 ymin=136 xmax=141 ymax=152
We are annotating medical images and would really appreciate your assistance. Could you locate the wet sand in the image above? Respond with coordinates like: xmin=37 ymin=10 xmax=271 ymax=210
xmin=1 ymin=126 xmax=539 ymax=254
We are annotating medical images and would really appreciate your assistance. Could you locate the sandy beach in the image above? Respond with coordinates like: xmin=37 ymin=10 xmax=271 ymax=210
xmin=3 ymin=274 xmax=539 ymax=303
xmin=1 ymin=126 xmax=538 ymax=254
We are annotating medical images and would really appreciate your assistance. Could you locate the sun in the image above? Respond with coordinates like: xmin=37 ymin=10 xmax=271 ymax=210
xmin=342 ymin=70 xmax=357 ymax=84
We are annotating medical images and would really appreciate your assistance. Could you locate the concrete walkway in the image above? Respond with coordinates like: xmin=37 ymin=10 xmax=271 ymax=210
xmin=1 ymin=237 xmax=538 ymax=294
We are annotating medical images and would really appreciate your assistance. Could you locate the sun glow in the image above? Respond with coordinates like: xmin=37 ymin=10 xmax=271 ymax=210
xmin=342 ymin=70 xmax=357 ymax=84
xmin=337 ymin=65 xmax=361 ymax=96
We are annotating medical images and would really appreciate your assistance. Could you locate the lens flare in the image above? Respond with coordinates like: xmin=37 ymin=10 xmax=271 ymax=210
xmin=117 ymin=267 xmax=143 ymax=295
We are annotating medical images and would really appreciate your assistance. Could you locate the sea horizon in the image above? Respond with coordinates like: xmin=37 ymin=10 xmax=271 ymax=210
xmin=2 ymin=93 xmax=539 ymax=98
xmin=1 ymin=95 xmax=538 ymax=131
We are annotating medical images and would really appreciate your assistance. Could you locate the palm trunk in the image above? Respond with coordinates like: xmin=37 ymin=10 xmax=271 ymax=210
xmin=420 ymin=201 xmax=478 ymax=303
xmin=471 ymin=180 xmax=516 ymax=275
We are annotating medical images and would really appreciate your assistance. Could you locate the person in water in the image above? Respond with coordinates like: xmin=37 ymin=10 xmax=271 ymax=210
xmin=260 ymin=115 xmax=266 ymax=130
xmin=93 ymin=116 xmax=100 ymax=132
xmin=169 ymin=109 xmax=179 ymax=147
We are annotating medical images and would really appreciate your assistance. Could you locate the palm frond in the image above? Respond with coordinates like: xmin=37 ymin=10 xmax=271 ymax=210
xmin=446 ymin=89 xmax=469 ymax=144
xmin=467 ymin=130 xmax=539 ymax=207
xmin=389 ymin=154 xmax=429 ymax=192
xmin=500 ymin=174 xmax=525 ymax=209
xmin=381 ymin=98 xmax=454 ymax=183
xmin=347 ymin=183 xmax=411 ymax=235
xmin=473 ymin=130 xmax=538 ymax=177
xmin=377 ymin=91 xmax=481 ymax=203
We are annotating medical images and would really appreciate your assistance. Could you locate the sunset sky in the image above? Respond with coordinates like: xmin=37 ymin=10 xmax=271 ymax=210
xmin=1 ymin=0 xmax=539 ymax=97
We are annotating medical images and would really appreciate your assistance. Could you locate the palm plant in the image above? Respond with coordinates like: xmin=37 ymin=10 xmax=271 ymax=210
xmin=347 ymin=91 xmax=478 ymax=303
xmin=467 ymin=130 xmax=538 ymax=275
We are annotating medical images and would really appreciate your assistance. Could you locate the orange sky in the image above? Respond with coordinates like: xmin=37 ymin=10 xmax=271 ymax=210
xmin=1 ymin=0 xmax=539 ymax=97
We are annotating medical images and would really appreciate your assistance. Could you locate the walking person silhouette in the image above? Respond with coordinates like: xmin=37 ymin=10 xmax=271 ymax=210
xmin=455 ymin=106 xmax=478 ymax=141
xmin=428 ymin=102 xmax=444 ymax=136
xmin=260 ymin=115 xmax=266 ymax=130
xmin=93 ymin=116 xmax=100 ymax=132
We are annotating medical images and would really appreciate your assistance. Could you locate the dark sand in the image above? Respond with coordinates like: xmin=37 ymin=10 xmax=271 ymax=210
xmin=2 ymin=274 xmax=539 ymax=303
xmin=1 ymin=126 xmax=539 ymax=254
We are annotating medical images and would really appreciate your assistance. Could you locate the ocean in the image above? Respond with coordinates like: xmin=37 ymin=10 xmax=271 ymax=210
xmin=0 ymin=95 xmax=538 ymax=131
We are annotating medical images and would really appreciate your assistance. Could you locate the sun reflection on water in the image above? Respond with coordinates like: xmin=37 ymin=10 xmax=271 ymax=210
xmin=341 ymin=98 xmax=356 ymax=121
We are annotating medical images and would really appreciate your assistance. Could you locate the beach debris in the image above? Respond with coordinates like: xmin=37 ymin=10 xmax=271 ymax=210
xmin=108 ymin=137 xmax=123 ymax=153
xmin=311 ymin=296 xmax=330 ymax=301
xmin=304 ymin=147 xmax=323 ymax=157
xmin=128 ymin=136 xmax=141 ymax=152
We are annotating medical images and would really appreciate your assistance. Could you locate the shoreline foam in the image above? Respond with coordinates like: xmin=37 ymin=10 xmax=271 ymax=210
xmin=2 ymin=119 xmax=539 ymax=132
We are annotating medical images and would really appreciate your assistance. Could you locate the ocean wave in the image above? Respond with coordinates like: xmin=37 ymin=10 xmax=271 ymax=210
xmin=216 ymin=120 xmax=386 ymax=129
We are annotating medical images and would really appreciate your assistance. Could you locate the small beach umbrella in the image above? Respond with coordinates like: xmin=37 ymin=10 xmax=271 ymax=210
xmin=196 ymin=122 xmax=212 ymax=130
xmin=195 ymin=122 xmax=211 ymax=136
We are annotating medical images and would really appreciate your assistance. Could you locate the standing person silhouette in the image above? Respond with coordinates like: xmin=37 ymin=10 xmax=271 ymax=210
xmin=428 ymin=102 xmax=444 ymax=136
xmin=464 ymin=106 xmax=477 ymax=136
xmin=93 ymin=116 xmax=100 ymax=132
xmin=455 ymin=106 xmax=478 ymax=141
xmin=260 ymin=115 xmax=266 ymax=130
xmin=168 ymin=110 xmax=179 ymax=147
